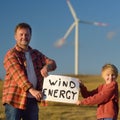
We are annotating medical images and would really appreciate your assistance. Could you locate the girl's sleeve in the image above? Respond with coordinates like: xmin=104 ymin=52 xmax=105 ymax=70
xmin=80 ymin=83 xmax=99 ymax=98
xmin=80 ymin=82 xmax=116 ymax=105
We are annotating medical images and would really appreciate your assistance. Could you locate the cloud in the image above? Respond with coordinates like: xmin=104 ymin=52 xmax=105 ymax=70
xmin=106 ymin=31 xmax=117 ymax=40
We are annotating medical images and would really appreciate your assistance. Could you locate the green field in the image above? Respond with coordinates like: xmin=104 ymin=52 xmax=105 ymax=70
xmin=0 ymin=74 xmax=120 ymax=120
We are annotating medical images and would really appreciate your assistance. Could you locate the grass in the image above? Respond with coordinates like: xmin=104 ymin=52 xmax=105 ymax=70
xmin=39 ymin=104 xmax=97 ymax=120
xmin=0 ymin=74 xmax=120 ymax=120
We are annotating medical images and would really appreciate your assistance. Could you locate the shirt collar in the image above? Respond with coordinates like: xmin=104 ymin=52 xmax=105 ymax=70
xmin=15 ymin=44 xmax=32 ymax=53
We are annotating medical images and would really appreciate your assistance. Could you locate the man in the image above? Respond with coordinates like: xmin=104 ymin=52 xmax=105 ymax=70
xmin=2 ymin=22 xmax=57 ymax=120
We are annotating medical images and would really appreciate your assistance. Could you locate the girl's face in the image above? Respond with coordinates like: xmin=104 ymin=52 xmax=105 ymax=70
xmin=102 ymin=68 xmax=116 ymax=84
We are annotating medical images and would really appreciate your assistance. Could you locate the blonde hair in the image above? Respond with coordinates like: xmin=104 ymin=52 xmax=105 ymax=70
xmin=101 ymin=63 xmax=118 ymax=78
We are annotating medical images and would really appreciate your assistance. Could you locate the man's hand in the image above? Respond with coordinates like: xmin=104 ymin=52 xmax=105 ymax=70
xmin=40 ymin=65 xmax=49 ymax=77
xmin=29 ymin=88 xmax=42 ymax=101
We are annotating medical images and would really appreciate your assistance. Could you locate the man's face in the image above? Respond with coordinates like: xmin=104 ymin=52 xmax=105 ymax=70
xmin=14 ymin=28 xmax=31 ymax=48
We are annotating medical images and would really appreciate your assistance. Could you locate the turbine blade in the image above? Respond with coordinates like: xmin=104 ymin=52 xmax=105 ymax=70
xmin=93 ymin=22 xmax=108 ymax=27
xmin=67 ymin=0 xmax=78 ymax=21
xmin=80 ymin=20 xmax=108 ymax=27
xmin=63 ymin=22 xmax=76 ymax=40
xmin=54 ymin=38 xmax=66 ymax=48
xmin=54 ymin=22 xmax=76 ymax=48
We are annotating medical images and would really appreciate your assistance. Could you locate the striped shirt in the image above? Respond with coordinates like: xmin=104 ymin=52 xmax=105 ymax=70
xmin=2 ymin=44 xmax=56 ymax=109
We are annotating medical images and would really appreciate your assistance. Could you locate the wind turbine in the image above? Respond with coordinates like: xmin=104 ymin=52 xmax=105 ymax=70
xmin=54 ymin=0 xmax=108 ymax=75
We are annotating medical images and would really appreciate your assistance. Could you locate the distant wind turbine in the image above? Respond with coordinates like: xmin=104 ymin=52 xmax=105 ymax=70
xmin=54 ymin=0 xmax=108 ymax=75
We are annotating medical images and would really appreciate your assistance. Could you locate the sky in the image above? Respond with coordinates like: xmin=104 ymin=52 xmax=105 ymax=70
xmin=0 ymin=0 xmax=120 ymax=79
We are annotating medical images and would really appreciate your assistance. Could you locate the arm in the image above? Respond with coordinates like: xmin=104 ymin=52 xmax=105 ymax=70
xmin=78 ymin=82 xmax=117 ymax=105
xmin=40 ymin=57 xmax=57 ymax=77
xmin=32 ymin=49 xmax=57 ymax=77
xmin=80 ymin=82 xmax=98 ymax=98
xmin=4 ymin=50 xmax=32 ymax=91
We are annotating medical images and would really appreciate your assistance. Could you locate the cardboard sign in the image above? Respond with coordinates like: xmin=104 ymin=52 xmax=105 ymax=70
xmin=42 ymin=75 xmax=80 ymax=104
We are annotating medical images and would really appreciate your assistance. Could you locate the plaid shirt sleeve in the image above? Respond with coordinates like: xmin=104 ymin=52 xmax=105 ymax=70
xmin=4 ymin=49 xmax=32 ymax=91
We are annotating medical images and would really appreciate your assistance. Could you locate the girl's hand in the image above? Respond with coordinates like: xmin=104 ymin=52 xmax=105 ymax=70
xmin=76 ymin=100 xmax=81 ymax=105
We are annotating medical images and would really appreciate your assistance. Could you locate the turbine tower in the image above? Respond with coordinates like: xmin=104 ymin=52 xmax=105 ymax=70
xmin=54 ymin=0 xmax=108 ymax=75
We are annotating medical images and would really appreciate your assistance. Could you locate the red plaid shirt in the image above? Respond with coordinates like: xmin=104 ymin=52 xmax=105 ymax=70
xmin=2 ymin=44 xmax=56 ymax=109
